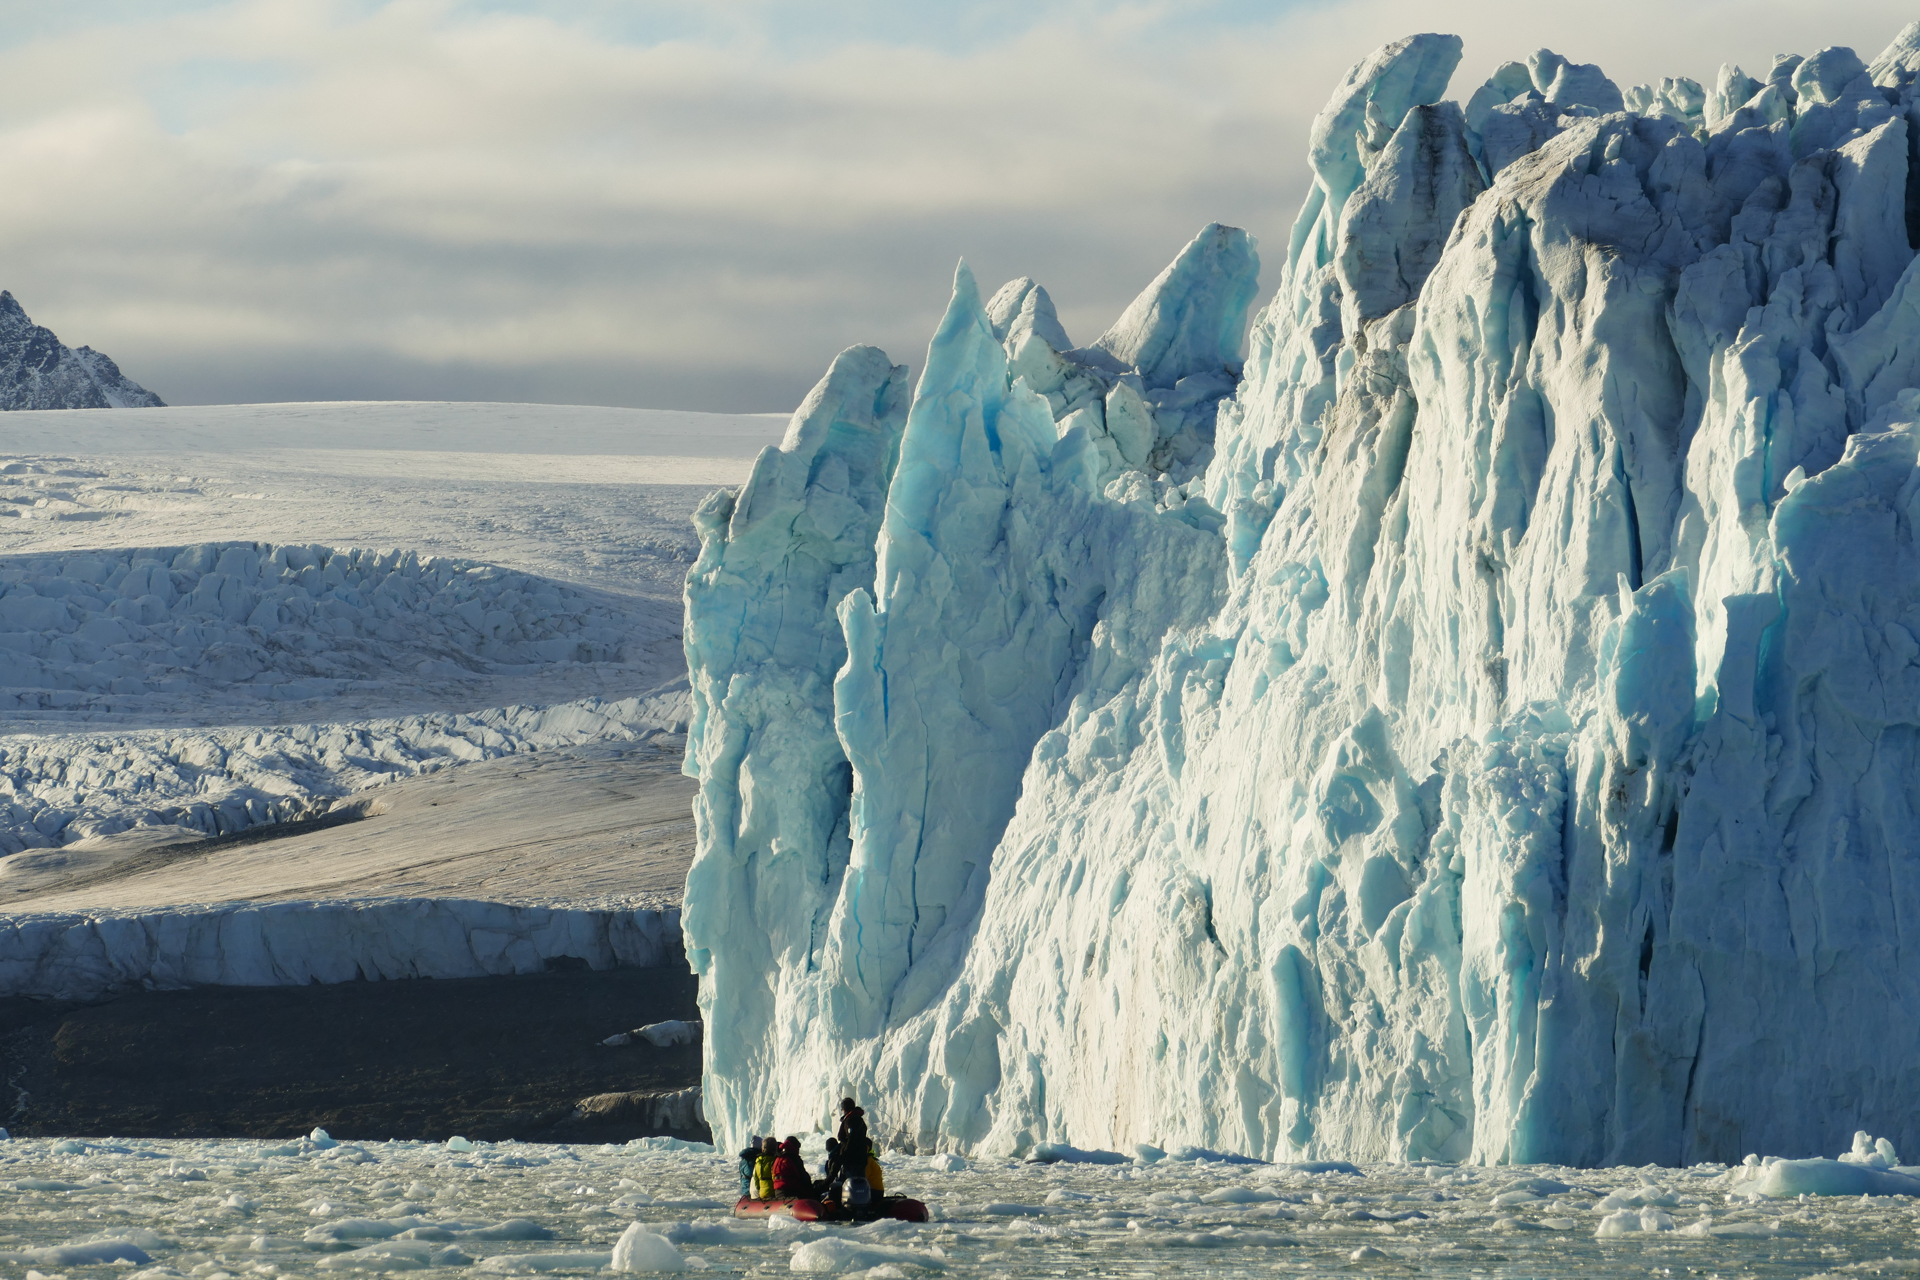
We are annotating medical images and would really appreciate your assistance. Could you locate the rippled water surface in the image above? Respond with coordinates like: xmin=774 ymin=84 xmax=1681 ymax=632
xmin=2 ymin=1135 xmax=1917 ymax=1277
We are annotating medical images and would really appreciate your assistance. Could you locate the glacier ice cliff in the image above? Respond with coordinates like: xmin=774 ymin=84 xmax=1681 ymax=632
xmin=0 ymin=291 xmax=163 ymax=410
xmin=683 ymin=22 xmax=1920 ymax=1167
xmin=0 ymin=899 xmax=683 ymax=1001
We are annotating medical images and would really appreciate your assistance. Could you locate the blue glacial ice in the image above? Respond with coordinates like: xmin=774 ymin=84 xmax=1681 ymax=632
xmin=683 ymin=22 xmax=1920 ymax=1167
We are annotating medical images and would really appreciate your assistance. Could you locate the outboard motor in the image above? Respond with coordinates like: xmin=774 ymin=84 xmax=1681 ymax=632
xmin=847 ymin=1176 xmax=871 ymax=1206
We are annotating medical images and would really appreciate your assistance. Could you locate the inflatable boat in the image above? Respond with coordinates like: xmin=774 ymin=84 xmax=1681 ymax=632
xmin=732 ymin=1194 xmax=929 ymax=1223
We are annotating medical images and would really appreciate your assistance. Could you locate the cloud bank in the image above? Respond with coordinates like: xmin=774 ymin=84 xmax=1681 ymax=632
xmin=1 ymin=0 xmax=1914 ymax=412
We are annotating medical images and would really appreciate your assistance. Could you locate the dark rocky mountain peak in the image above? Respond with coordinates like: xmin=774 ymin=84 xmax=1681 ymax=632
xmin=0 ymin=290 xmax=164 ymax=410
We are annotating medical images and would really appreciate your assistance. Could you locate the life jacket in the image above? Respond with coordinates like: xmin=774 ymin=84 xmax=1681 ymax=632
xmin=753 ymin=1153 xmax=776 ymax=1200
xmin=864 ymin=1154 xmax=885 ymax=1195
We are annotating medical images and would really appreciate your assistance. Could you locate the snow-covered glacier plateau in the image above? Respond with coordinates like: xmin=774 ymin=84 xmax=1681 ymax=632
xmin=0 ymin=403 xmax=778 ymax=998
xmin=683 ymin=23 xmax=1920 ymax=1168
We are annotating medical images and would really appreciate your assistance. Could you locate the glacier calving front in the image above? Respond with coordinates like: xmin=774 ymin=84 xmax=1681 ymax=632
xmin=683 ymin=25 xmax=1920 ymax=1167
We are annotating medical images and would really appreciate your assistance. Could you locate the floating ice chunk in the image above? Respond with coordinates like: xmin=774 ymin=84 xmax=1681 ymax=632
xmin=924 ymin=1153 xmax=967 ymax=1173
xmin=309 ymin=1128 xmax=338 ymax=1149
xmin=609 ymin=1223 xmax=689 ymax=1272
xmin=631 ymin=1020 xmax=699 ymax=1048
xmin=447 ymin=1137 xmax=476 ymax=1152
xmin=1165 ymin=1146 xmax=1267 ymax=1165
xmin=473 ymin=1252 xmax=612 ymax=1273
xmin=454 ymin=1222 xmax=555 ymax=1241
xmin=1755 ymin=1159 xmax=1920 ymax=1198
xmin=622 ymin=1139 xmax=715 ymax=1155
xmin=656 ymin=1222 xmax=757 ymax=1247
xmin=1504 ymin=1177 xmax=1577 ymax=1196
xmin=787 ymin=1238 xmax=945 ymax=1272
xmin=1595 ymin=1208 xmax=1675 ymax=1236
xmin=1280 ymin=1161 xmax=1361 ymax=1176
xmin=315 ymin=1240 xmax=473 ymax=1271
xmin=1157 ymin=1229 xmax=1298 ymax=1248
xmin=304 ymin=1218 xmax=438 ymax=1243
xmin=1024 ymin=1143 xmax=1128 ymax=1165
xmin=1837 ymin=1131 xmax=1900 ymax=1169
xmin=0 ymin=1240 xmax=155 ymax=1266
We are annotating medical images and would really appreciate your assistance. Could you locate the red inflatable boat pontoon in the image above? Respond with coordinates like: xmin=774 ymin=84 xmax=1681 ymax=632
xmin=733 ymin=1195 xmax=929 ymax=1223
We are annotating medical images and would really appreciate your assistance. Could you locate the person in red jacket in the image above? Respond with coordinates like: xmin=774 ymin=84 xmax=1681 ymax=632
xmin=771 ymin=1136 xmax=813 ymax=1198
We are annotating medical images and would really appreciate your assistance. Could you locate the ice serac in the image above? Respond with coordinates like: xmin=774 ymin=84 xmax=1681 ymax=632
xmin=679 ymin=345 xmax=911 ymax=1152
xmin=684 ymin=21 xmax=1920 ymax=1168
xmin=1084 ymin=224 xmax=1260 ymax=389
xmin=0 ymin=291 xmax=163 ymax=409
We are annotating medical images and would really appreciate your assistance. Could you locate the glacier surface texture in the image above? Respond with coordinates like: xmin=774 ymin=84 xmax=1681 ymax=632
xmin=682 ymin=24 xmax=1920 ymax=1167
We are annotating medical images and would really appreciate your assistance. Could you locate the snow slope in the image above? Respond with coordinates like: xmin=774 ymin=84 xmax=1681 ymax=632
xmin=0 ymin=290 xmax=164 ymax=410
xmin=683 ymin=24 xmax=1920 ymax=1167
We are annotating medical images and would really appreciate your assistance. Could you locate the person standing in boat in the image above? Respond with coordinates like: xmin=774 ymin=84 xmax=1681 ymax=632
xmin=827 ymin=1097 xmax=872 ymax=1198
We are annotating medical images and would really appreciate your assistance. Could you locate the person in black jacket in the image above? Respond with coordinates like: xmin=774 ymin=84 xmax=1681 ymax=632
xmin=827 ymin=1097 xmax=872 ymax=1199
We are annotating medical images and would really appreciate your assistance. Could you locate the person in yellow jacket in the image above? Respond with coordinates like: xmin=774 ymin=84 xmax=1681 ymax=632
xmin=753 ymin=1136 xmax=778 ymax=1200
xmin=863 ymin=1149 xmax=885 ymax=1196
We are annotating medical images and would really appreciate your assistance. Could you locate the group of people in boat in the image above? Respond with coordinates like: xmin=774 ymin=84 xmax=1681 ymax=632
xmin=738 ymin=1097 xmax=885 ymax=1204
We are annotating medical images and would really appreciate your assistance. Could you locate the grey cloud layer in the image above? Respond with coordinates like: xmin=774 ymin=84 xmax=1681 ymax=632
xmin=1 ymin=0 xmax=1914 ymax=411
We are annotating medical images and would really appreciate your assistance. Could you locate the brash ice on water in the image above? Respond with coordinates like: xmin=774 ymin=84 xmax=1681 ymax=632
xmin=682 ymin=23 xmax=1920 ymax=1168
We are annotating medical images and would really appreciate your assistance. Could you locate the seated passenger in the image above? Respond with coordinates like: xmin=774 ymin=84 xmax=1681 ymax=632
xmin=864 ymin=1150 xmax=885 ymax=1196
xmin=737 ymin=1135 xmax=763 ymax=1200
xmin=753 ymin=1136 xmax=778 ymax=1201
xmin=772 ymin=1136 xmax=812 ymax=1197
xmin=819 ymin=1135 xmax=842 ymax=1187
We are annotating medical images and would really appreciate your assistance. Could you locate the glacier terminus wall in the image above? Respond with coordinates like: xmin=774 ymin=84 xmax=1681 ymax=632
xmin=682 ymin=23 xmax=1920 ymax=1168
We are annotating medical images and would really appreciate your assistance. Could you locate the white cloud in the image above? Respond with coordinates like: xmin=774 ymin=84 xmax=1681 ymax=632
xmin=0 ymin=0 xmax=1913 ymax=410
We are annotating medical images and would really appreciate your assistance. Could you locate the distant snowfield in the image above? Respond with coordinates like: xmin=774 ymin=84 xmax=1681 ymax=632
xmin=1 ymin=400 xmax=787 ymax=457
xmin=0 ymin=400 xmax=782 ymax=948
xmin=2 ymin=401 xmax=784 ymax=597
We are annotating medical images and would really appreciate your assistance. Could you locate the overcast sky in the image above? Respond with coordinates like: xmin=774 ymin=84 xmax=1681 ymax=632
xmin=2 ymin=1 xmax=1915 ymax=413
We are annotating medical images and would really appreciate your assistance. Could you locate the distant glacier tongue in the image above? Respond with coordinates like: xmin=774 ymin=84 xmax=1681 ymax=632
xmin=682 ymin=23 xmax=1920 ymax=1168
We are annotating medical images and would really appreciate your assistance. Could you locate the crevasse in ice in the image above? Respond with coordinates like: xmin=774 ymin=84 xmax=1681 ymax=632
xmin=683 ymin=22 xmax=1920 ymax=1167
